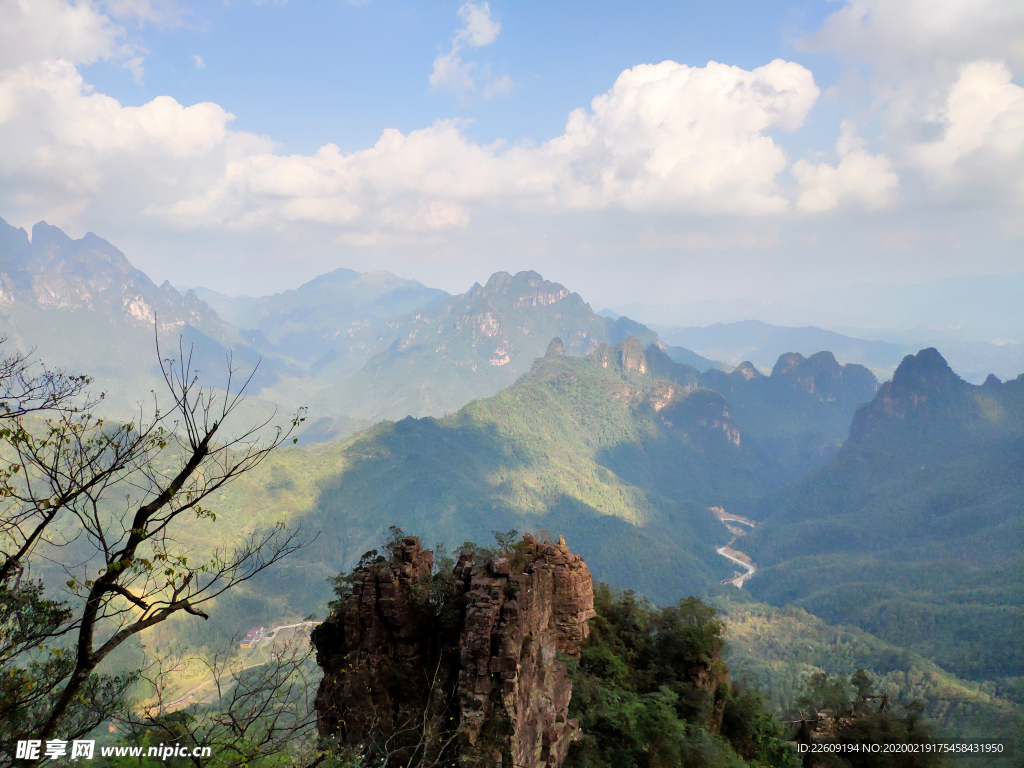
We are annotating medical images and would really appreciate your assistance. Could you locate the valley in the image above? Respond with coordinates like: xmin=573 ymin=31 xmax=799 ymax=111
xmin=0 ymin=217 xmax=1021 ymax=765
xmin=711 ymin=506 xmax=758 ymax=588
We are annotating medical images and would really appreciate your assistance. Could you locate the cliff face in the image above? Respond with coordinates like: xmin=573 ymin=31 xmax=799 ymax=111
xmin=0 ymin=218 xmax=228 ymax=335
xmin=312 ymin=534 xmax=596 ymax=768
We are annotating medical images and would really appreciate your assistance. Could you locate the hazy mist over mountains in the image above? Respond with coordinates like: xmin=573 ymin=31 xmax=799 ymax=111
xmin=1 ymin=218 xmax=1020 ymax=759
xmin=2 ymin=216 xmax=1018 ymax=426
xmin=3 ymin=0 xmax=1022 ymax=762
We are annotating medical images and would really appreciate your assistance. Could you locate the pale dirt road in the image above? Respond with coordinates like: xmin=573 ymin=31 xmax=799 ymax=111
xmin=709 ymin=507 xmax=758 ymax=588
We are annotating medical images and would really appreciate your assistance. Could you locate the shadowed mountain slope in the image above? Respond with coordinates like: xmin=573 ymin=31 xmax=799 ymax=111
xmin=647 ymin=345 xmax=879 ymax=477
xmin=700 ymin=350 xmax=878 ymax=477
xmin=282 ymin=337 xmax=785 ymax=602
xmin=744 ymin=349 xmax=1024 ymax=681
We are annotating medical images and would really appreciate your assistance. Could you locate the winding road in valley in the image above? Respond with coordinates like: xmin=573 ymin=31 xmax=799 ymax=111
xmin=709 ymin=506 xmax=758 ymax=588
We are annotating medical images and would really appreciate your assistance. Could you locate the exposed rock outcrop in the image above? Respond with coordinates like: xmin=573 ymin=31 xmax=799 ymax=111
xmin=546 ymin=337 xmax=565 ymax=356
xmin=312 ymin=533 xmax=596 ymax=768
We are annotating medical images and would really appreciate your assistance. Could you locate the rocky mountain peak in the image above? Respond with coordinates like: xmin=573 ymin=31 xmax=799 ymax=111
xmin=613 ymin=336 xmax=648 ymax=374
xmin=312 ymin=533 xmax=595 ymax=768
xmin=890 ymin=347 xmax=956 ymax=392
xmin=732 ymin=361 xmax=762 ymax=380
xmin=769 ymin=350 xmax=877 ymax=401
xmin=0 ymin=218 xmax=32 ymax=271
xmin=772 ymin=350 xmax=841 ymax=378
xmin=0 ymin=217 xmax=229 ymax=338
xmin=849 ymin=348 xmax=969 ymax=442
xmin=546 ymin=337 xmax=565 ymax=356
xmin=470 ymin=270 xmax=573 ymax=309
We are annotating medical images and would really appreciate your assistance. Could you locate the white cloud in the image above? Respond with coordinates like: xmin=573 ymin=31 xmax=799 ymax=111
xmin=801 ymin=0 xmax=1024 ymax=221
xmin=428 ymin=50 xmax=476 ymax=94
xmin=0 ymin=59 xmax=270 ymax=226
xmin=0 ymin=0 xmax=166 ymax=81
xmin=455 ymin=1 xmax=499 ymax=47
xmin=548 ymin=59 xmax=819 ymax=215
xmin=802 ymin=0 xmax=1024 ymax=71
xmin=1 ymin=55 xmax=831 ymax=237
xmin=193 ymin=53 xmax=205 ymax=69
xmin=148 ymin=58 xmax=821 ymax=231
xmin=793 ymin=122 xmax=898 ymax=212
xmin=429 ymin=2 xmax=508 ymax=97
xmin=0 ymin=0 xmax=123 ymax=69
xmin=908 ymin=61 xmax=1024 ymax=194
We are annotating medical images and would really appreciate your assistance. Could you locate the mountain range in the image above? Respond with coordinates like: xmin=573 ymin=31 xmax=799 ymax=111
xmin=204 ymin=334 xmax=883 ymax=610
xmin=0 ymin=217 xmax=725 ymax=434
xmin=6 ymin=214 xmax=1020 ymax=753
xmin=744 ymin=349 xmax=1023 ymax=682
xmin=2 ymin=216 xmax=1015 ymax=432
xmin=656 ymin=319 xmax=1024 ymax=384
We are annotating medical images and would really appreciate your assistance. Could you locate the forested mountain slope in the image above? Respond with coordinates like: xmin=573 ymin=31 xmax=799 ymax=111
xmin=744 ymin=349 xmax=1024 ymax=681
xmin=209 ymin=337 xmax=885 ymax=614
xmin=647 ymin=345 xmax=879 ymax=477
xmin=295 ymin=336 xmax=773 ymax=601
xmin=308 ymin=271 xmax=699 ymax=422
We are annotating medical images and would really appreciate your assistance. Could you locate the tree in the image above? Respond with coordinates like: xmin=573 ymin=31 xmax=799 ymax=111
xmin=115 ymin=633 xmax=319 ymax=768
xmin=0 ymin=334 xmax=306 ymax=756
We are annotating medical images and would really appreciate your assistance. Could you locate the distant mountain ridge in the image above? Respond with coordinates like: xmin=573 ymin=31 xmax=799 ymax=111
xmin=0 ymin=218 xmax=278 ymax=414
xmin=307 ymin=271 xmax=707 ymax=422
xmin=0 ymin=219 xmax=227 ymax=338
xmin=617 ymin=273 xmax=1024 ymax=343
xmin=191 ymin=268 xmax=449 ymax=373
xmin=656 ymin=319 xmax=1023 ymax=384
xmin=745 ymin=348 xmax=1023 ymax=682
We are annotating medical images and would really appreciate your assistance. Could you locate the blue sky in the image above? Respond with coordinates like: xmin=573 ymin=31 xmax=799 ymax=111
xmin=82 ymin=1 xmax=841 ymax=153
xmin=0 ymin=0 xmax=1021 ymax=315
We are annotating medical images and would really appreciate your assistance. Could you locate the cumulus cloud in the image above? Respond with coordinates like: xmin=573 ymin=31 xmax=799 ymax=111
xmin=907 ymin=61 xmax=1024 ymax=193
xmin=548 ymin=59 xmax=819 ymax=215
xmin=151 ymin=58 xmax=822 ymax=231
xmin=802 ymin=0 xmax=1024 ymax=71
xmin=0 ymin=0 xmax=123 ymax=69
xmin=0 ymin=59 xmax=270 ymax=225
xmin=793 ymin=122 xmax=898 ymax=212
xmin=429 ymin=2 xmax=508 ymax=98
xmin=1 ymin=52 xmax=837 ymax=237
xmin=802 ymin=0 xmax=1024 ymax=221
xmin=0 ymin=0 xmax=165 ymax=82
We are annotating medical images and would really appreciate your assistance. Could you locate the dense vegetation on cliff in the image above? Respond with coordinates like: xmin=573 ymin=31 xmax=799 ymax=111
xmin=567 ymin=584 xmax=796 ymax=768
